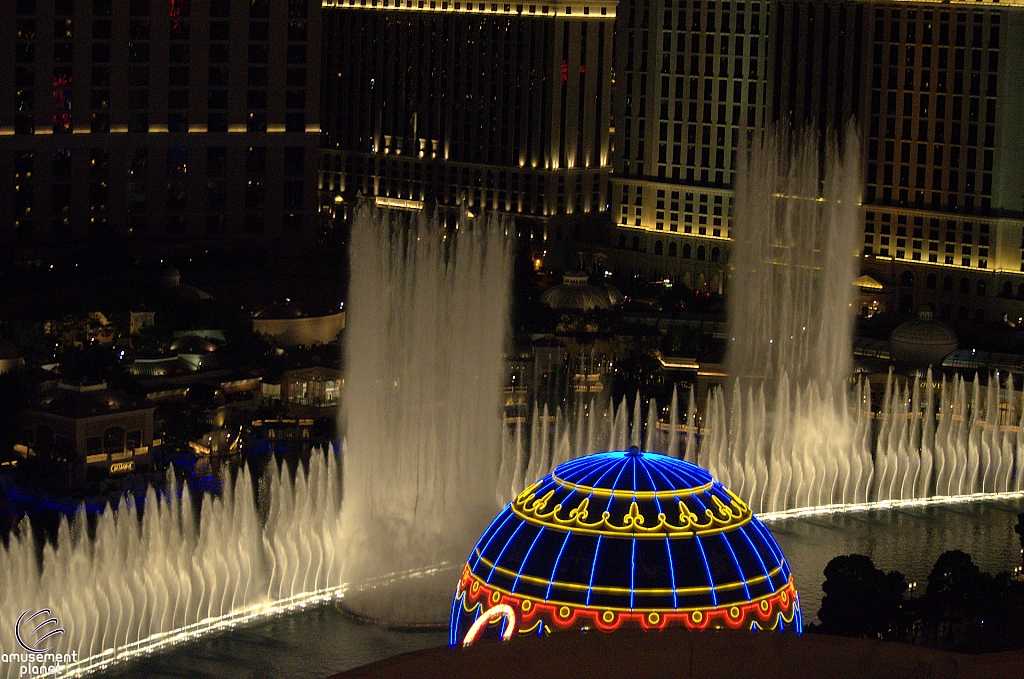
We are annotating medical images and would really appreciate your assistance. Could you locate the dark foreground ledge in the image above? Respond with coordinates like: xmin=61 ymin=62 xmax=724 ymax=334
xmin=332 ymin=629 xmax=1023 ymax=679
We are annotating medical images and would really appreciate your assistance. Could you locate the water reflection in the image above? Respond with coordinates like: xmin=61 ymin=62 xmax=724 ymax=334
xmin=770 ymin=497 xmax=1024 ymax=619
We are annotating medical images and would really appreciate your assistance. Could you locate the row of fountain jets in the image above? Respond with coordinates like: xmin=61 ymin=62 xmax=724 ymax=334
xmin=498 ymin=368 xmax=1024 ymax=515
xmin=1 ymin=456 xmax=346 ymax=677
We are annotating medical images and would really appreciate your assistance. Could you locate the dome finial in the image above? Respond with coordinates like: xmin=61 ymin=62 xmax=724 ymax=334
xmin=627 ymin=446 xmax=642 ymax=457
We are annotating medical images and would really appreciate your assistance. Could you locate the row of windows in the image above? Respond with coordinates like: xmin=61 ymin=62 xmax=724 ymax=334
xmin=870 ymin=91 xmax=997 ymax=123
xmin=866 ymin=246 xmax=988 ymax=269
xmin=19 ymin=65 xmax=300 ymax=91
xmin=10 ymin=112 xmax=308 ymax=135
xmin=867 ymin=117 xmax=994 ymax=148
xmin=662 ymin=8 xmax=761 ymax=34
xmin=14 ymin=0 xmax=309 ymax=19
xmin=873 ymin=46 xmax=998 ymax=75
xmin=900 ymin=270 xmax=1024 ymax=301
xmin=866 ymin=234 xmax=988 ymax=255
xmin=12 ymin=211 xmax=308 ymax=235
xmin=616 ymin=233 xmax=722 ymax=261
xmin=863 ymin=186 xmax=995 ymax=215
xmin=335 ymin=0 xmax=607 ymax=15
xmin=11 ymin=147 xmax=307 ymax=179
xmin=873 ymin=9 xmax=1000 ymax=49
xmin=867 ymin=164 xmax=993 ymax=194
xmin=330 ymin=151 xmax=601 ymax=192
xmin=868 ymin=140 xmax=993 ymax=168
xmin=14 ymin=180 xmax=306 ymax=208
xmin=12 ymin=40 xmax=310 ymax=65
xmin=11 ymin=18 xmax=307 ymax=42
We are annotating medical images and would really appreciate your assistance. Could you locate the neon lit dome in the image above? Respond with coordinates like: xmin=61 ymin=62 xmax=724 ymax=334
xmin=451 ymin=448 xmax=800 ymax=646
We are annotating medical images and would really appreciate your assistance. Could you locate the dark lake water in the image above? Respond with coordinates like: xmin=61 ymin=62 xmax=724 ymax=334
xmin=101 ymin=497 xmax=1024 ymax=679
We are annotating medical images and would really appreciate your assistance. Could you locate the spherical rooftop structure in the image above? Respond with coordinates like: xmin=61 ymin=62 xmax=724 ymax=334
xmin=890 ymin=309 xmax=958 ymax=367
xmin=540 ymin=271 xmax=622 ymax=311
xmin=162 ymin=265 xmax=181 ymax=287
xmin=451 ymin=449 xmax=800 ymax=647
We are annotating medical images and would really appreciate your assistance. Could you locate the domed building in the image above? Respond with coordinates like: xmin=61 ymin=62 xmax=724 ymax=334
xmin=162 ymin=264 xmax=181 ymax=287
xmin=541 ymin=271 xmax=623 ymax=311
xmin=161 ymin=263 xmax=212 ymax=300
xmin=889 ymin=309 xmax=958 ymax=368
xmin=451 ymin=449 xmax=800 ymax=647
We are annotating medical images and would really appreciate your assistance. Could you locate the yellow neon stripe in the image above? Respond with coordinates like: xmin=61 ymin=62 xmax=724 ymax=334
xmin=551 ymin=473 xmax=714 ymax=498
xmin=510 ymin=501 xmax=752 ymax=538
xmin=474 ymin=551 xmax=782 ymax=597
xmin=465 ymin=569 xmax=795 ymax=614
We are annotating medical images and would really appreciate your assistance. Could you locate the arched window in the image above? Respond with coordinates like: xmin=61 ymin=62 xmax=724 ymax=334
xmin=618 ymin=235 xmax=626 ymax=248
xmin=943 ymin=276 xmax=954 ymax=292
xmin=975 ymin=308 xmax=985 ymax=323
xmin=1003 ymin=281 xmax=1013 ymax=297
xmin=654 ymin=241 xmax=663 ymax=255
xmin=926 ymin=273 xmax=936 ymax=290
xmin=632 ymin=236 xmax=640 ymax=251
xmin=710 ymin=247 xmax=720 ymax=262
xmin=977 ymin=280 xmax=986 ymax=296
xmin=682 ymin=243 xmax=691 ymax=259
xmin=668 ymin=242 xmax=677 ymax=257
xmin=900 ymin=270 xmax=914 ymax=287
xmin=697 ymin=245 xmax=706 ymax=260
xmin=960 ymin=278 xmax=970 ymax=295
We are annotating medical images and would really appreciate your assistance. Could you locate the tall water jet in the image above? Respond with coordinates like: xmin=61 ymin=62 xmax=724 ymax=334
xmin=728 ymin=125 xmax=861 ymax=391
xmin=714 ymin=124 xmax=862 ymax=511
xmin=340 ymin=205 xmax=513 ymax=615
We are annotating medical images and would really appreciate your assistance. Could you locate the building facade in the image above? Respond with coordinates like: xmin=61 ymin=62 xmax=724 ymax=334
xmin=17 ymin=381 xmax=157 ymax=486
xmin=603 ymin=0 xmax=1024 ymax=323
xmin=606 ymin=0 xmax=770 ymax=291
xmin=0 ymin=0 xmax=322 ymax=252
xmin=853 ymin=2 xmax=1024 ymax=324
xmin=320 ymin=0 xmax=615 ymax=233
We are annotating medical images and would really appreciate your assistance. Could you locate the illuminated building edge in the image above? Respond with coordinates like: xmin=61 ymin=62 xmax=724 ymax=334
xmin=451 ymin=565 xmax=801 ymax=646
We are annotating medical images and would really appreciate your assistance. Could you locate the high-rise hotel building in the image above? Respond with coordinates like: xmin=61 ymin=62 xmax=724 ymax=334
xmin=850 ymin=2 xmax=1024 ymax=323
xmin=607 ymin=0 xmax=1024 ymax=323
xmin=320 ymin=0 xmax=615 ymax=231
xmin=608 ymin=0 xmax=770 ymax=293
xmin=0 ymin=0 xmax=322 ymax=251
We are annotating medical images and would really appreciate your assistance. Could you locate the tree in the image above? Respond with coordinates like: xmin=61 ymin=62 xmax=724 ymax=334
xmin=818 ymin=554 xmax=909 ymax=641
xmin=920 ymin=550 xmax=987 ymax=649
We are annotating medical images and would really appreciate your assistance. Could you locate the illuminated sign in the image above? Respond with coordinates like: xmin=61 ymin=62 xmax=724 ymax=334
xmin=110 ymin=461 xmax=135 ymax=474
xmin=374 ymin=196 xmax=424 ymax=211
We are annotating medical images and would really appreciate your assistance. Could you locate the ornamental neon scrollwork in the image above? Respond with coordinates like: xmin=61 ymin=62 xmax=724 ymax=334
xmin=512 ymin=483 xmax=752 ymax=536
